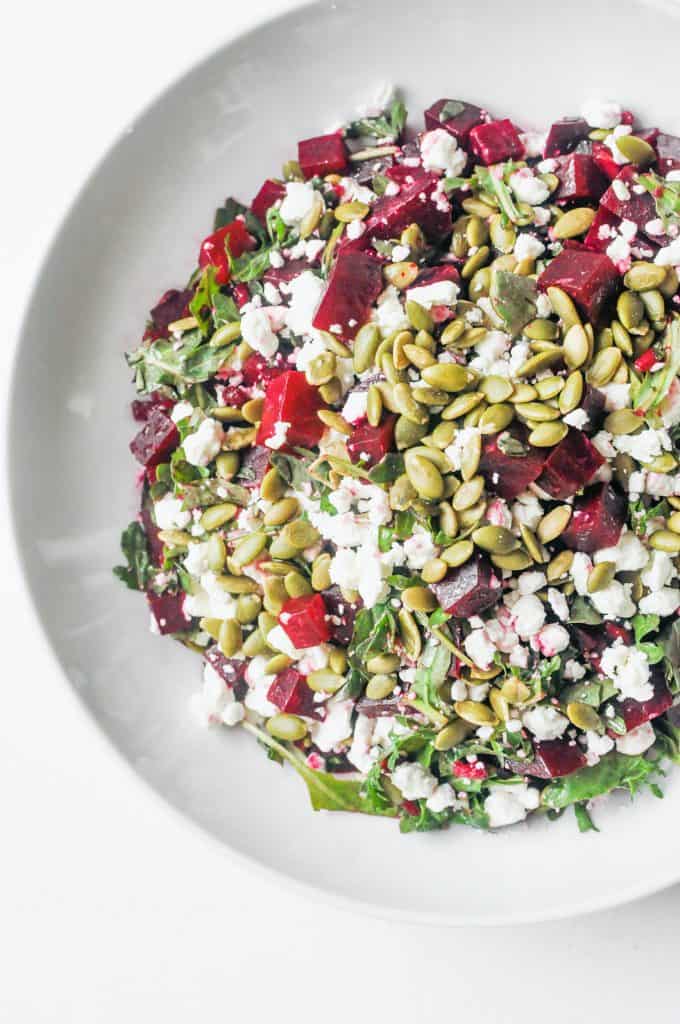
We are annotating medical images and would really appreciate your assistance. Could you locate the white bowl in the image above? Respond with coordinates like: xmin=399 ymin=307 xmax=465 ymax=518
xmin=10 ymin=0 xmax=680 ymax=925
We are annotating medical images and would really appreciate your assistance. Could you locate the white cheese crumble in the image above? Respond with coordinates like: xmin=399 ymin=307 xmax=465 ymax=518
xmin=241 ymin=307 xmax=279 ymax=358
xmin=522 ymin=705 xmax=569 ymax=741
xmin=154 ymin=494 xmax=191 ymax=531
xmin=405 ymin=280 xmax=459 ymax=309
xmin=183 ymin=418 xmax=225 ymax=467
xmin=581 ymin=98 xmax=622 ymax=129
xmin=286 ymin=270 xmax=325 ymax=338
xmin=615 ymin=721 xmax=656 ymax=755
xmin=392 ymin=761 xmax=437 ymax=800
xmin=600 ymin=641 xmax=653 ymax=703
xmin=279 ymin=181 xmax=321 ymax=226
xmin=509 ymin=168 xmax=550 ymax=205
xmin=484 ymin=783 xmax=540 ymax=828
xmin=420 ymin=128 xmax=467 ymax=178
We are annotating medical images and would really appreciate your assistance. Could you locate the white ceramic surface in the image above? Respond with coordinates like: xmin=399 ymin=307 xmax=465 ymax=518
xmin=9 ymin=0 xmax=680 ymax=925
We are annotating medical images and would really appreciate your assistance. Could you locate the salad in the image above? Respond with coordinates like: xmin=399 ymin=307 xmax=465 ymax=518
xmin=116 ymin=90 xmax=680 ymax=833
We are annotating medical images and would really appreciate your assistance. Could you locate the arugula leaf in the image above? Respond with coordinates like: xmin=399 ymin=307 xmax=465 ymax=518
xmin=569 ymin=596 xmax=602 ymax=626
xmin=363 ymin=762 xmax=394 ymax=815
xmin=348 ymin=603 xmax=397 ymax=678
xmin=113 ymin=522 xmax=151 ymax=591
xmin=270 ymin=451 xmax=318 ymax=493
xmin=368 ymin=452 xmax=405 ymax=484
xmin=629 ymin=496 xmax=668 ymax=537
xmin=399 ymin=803 xmax=452 ymax=833
xmin=639 ymin=642 xmax=665 ymax=665
xmin=429 ymin=608 xmax=451 ymax=628
xmin=228 ymin=243 xmax=278 ymax=283
xmin=413 ymin=639 xmax=451 ymax=714
xmin=212 ymin=290 xmax=240 ymax=327
xmin=189 ymin=266 xmax=219 ymax=335
xmin=542 ymin=750 xmax=661 ymax=810
xmin=574 ymin=802 xmax=599 ymax=833
xmin=473 ymin=163 xmax=527 ymax=225
xmin=394 ymin=510 xmax=416 ymax=539
xmin=127 ymin=330 xmax=228 ymax=393
xmin=377 ymin=526 xmax=393 ymax=553
xmin=491 ymin=271 xmax=537 ymax=338
xmin=632 ymin=613 xmax=660 ymax=644
xmin=345 ymin=97 xmax=407 ymax=142
xmin=631 ymin=318 xmax=680 ymax=415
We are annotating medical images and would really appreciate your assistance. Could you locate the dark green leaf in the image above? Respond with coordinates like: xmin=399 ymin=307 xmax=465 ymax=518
xmin=212 ymin=290 xmax=240 ymax=327
xmin=368 ymin=452 xmax=405 ymax=484
xmin=542 ymin=751 xmax=661 ymax=810
xmin=661 ymin=618 xmax=680 ymax=692
xmin=574 ymin=802 xmax=599 ymax=833
xmin=228 ymin=244 xmax=278 ymax=283
xmin=491 ymin=271 xmax=537 ymax=338
xmin=413 ymin=640 xmax=451 ymax=714
xmin=632 ymin=613 xmax=660 ymax=644
xmin=113 ymin=521 xmax=151 ymax=591
xmin=378 ymin=526 xmax=394 ymax=552
xmin=569 ymin=596 xmax=602 ymax=626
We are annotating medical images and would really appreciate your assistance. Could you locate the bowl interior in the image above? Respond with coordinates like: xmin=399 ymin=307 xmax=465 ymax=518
xmin=10 ymin=0 xmax=680 ymax=924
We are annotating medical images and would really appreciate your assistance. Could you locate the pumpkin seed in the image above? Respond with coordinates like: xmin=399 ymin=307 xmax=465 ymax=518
xmin=611 ymin=319 xmax=633 ymax=356
xmin=353 ymin=323 xmax=381 ymax=372
xmin=546 ymin=286 xmax=581 ymax=330
xmin=438 ymin=501 xmax=459 ymax=538
xmin=460 ymin=432 xmax=482 ymax=481
xmin=440 ymin=392 xmax=482 ymax=421
xmin=563 ymin=323 xmax=589 ymax=370
xmin=421 ymin=363 xmax=476 ymax=392
xmin=431 ymin=421 xmax=457 ymax=448
xmin=587 ymin=561 xmax=616 ymax=593
xmin=500 ymin=680 xmax=531 ymax=704
xmin=647 ymin=452 xmax=677 ymax=473
xmin=401 ymin=223 xmax=426 ymax=250
xmin=306 ymin=351 xmax=336 ymax=386
xmin=265 ymin=654 xmax=293 ymax=675
xmin=208 ymin=320 xmax=242 ymax=348
xmin=519 ymin=524 xmax=546 ymax=564
xmin=266 ymin=714 xmax=308 ymax=741
xmin=615 ymin=134 xmax=656 ymax=167
xmin=365 ymin=674 xmax=397 ymax=700
xmin=231 ymin=531 xmax=267 ymax=568
xmin=258 ymin=611 xmax=278 ymax=636
xmin=316 ymin=409 xmax=350 ymax=436
xmin=223 ymin=425 xmax=257 ymax=451
xmin=218 ymin=619 xmax=242 ymax=658
xmin=235 ymin=594 xmax=262 ymax=624
xmin=586 ymin=346 xmax=622 ymax=386
xmin=398 ymin=607 xmax=422 ymax=660
xmin=264 ymin=498 xmax=299 ymax=528
xmin=200 ymin=502 xmax=238 ymax=531
xmin=480 ymin=375 xmax=514 ymax=404
xmin=546 ymin=550 xmax=574 ymax=582
xmin=515 ymin=401 xmax=561 ymax=422
xmin=466 ymin=215 xmax=489 ymax=247
xmin=158 ymin=529 xmax=192 ymax=550
xmin=389 ymin=473 xmax=417 ymax=510
xmin=566 ymin=702 xmax=602 ymax=732
xmin=299 ymin=192 xmax=324 ymax=238
xmin=311 ymin=553 xmax=332 ymax=591
xmin=528 ymin=421 xmax=568 ymax=447
xmin=334 ymin=200 xmax=370 ymax=222
xmin=402 ymin=343 xmax=435 ymax=370
xmin=440 ymin=319 xmax=467 ymax=347
xmin=365 ymin=384 xmax=383 ymax=428
xmin=472 ymin=525 xmax=518 ymax=555
xmin=441 ymin=539 xmax=474 ymax=567
xmin=422 ymin=558 xmax=448 ymax=583
xmin=660 ymin=267 xmax=679 ymax=297
xmin=516 ymin=349 xmax=564 ymax=377
xmin=458 ymin=501 xmax=487 ymax=530
xmin=406 ymin=300 xmax=434 ymax=333
xmin=535 ymin=376 xmax=564 ymax=401
xmin=281 ymin=520 xmax=320 ymax=550
xmin=263 ymin=576 xmax=287 ymax=614
xmin=268 ymin=534 xmax=299 ymax=560
xmin=490 ymin=550 xmax=532 ymax=573
xmin=667 ymin=511 xmax=680 ymax=535
xmin=383 ymin=261 xmax=419 ymax=290
xmin=462 ymin=196 xmax=497 ymax=217
xmin=537 ymin=505 xmax=572 ymax=544
xmin=306 ymin=669 xmax=345 ymax=694
xmin=393 ymin=382 xmax=429 ymax=425
xmin=284 ymin=571 xmax=313 ymax=599
xmin=462 ymin=245 xmax=491 ymax=279
xmin=216 ymin=452 xmax=240 ymax=480
xmin=524 ymin=318 xmax=560 ymax=342
xmin=558 ymin=370 xmax=584 ymax=414
xmin=624 ymin=262 xmax=667 ymax=291
xmin=215 ymin=573 xmax=259 ymax=595
xmin=365 ymin=654 xmax=400 ymax=675
xmin=454 ymin=701 xmax=498 ymax=727
xmin=242 ymin=629 xmax=266 ymax=657
xmin=508 ymin=383 xmax=538 ymax=404
xmin=650 ymin=530 xmax=680 ymax=553
xmin=434 ymin=719 xmax=474 ymax=750
xmin=405 ymin=453 xmax=444 ymax=500
xmin=402 ymin=586 xmax=437 ymax=612
xmin=479 ymin=403 xmax=514 ymax=434
xmin=489 ymin=688 xmax=510 ymax=722
xmin=199 ymin=617 xmax=221 ymax=641
xmin=394 ymin=415 xmax=428 ymax=450
xmin=616 ymin=291 xmax=644 ymax=331
xmin=604 ymin=409 xmax=643 ymax=435
xmin=206 ymin=534 xmax=226 ymax=572
xmin=489 ymin=214 xmax=516 ymax=253
xmin=553 ymin=206 xmax=597 ymax=239
xmin=640 ymin=288 xmax=666 ymax=323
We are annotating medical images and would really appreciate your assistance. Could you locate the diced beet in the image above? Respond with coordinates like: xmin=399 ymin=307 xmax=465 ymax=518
xmin=580 ymin=385 xmax=606 ymax=435
xmin=655 ymin=132 xmax=680 ymax=174
xmin=147 ymin=590 xmax=191 ymax=635
xmin=423 ymin=98 xmax=484 ymax=143
xmin=140 ymin=502 xmax=165 ymax=567
xmin=584 ymin=206 xmax=621 ymax=254
xmin=238 ymin=445 xmax=271 ymax=487
xmin=217 ymin=383 xmax=250 ymax=408
xmin=479 ymin=426 xmax=547 ymax=501
xmin=232 ymin=283 xmax=251 ymax=308
xmin=312 ymin=251 xmax=384 ymax=342
xmin=591 ymin=141 xmax=621 ymax=181
xmin=239 ymin=351 xmax=287 ymax=387
xmin=469 ymin=119 xmax=524 ymax=165
xmin=536 ymin=429 xmax=604 ymax=499
xmin=600 ymin=166 xmax=660 ymax=241
xmin=263 ymin=258 xmax=315 ymax=288
xmin=538 ymin=246 xmax=620 ymax=324
xmin=130 ymin=407 xmax=179 ymax=468
xmin=198 ymin=219 xmax=253 ymax=286
xmin=561 ymin=482 xmax=627 ymax=553
xmin=615 ymin=670 xmax=672 ymax=734
xmin=131 ymin=391 xmax=174 ymax=423
xmin=364 ymin=173 xmax=452 ymax=243
xmin=429 ymin=555 xmax=502 ymax=618
xmin=150 ymin=289 xmax=193 ymax=333
xmin=267 ymin=668 xmax=323 ymax=720
xmin=572 ymin=621 xmax=633 ymax=669
xmin=543 ymin=118 xmax=589 ymax=158
xmin=554 ymin=153 xmax=608 ymax=204
xmin=346 ymin=415 xmax=396 ymax=469
xmin=413 ymin=263 xmax=461 ymax=289
xmin=256 ymin=371 xmax=325 ymax=449
xmin=251 ymin=179 xmax=285 ymax=223
xmin=279 ymin=593 xmax=330 ymax=648
xmin=323 ymin=585 xmax=361 ymax=646
xmin=298 ymin=133 xmax=348 ymax=179
xmin=385 ymin=164 xmax=431 ymax=187
xmin=204 ymin=647 xmax=248 ymax=700
xmin=507 ymin=739 xmax=587 ymax=779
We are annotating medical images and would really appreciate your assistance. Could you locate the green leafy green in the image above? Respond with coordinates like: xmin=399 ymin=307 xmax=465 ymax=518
xmin=638 ymin=170 xmax=680 ymax=233
xmin=574 ymin=802 xmax=599 ymax=833
xmin=633 ymin=613 xmax=660 ymax=644
xmin=127 ymin=328 xmax=228 ymax=394
xmin=629 ymin=496 xmax=669 ymax=537
xmin=228 ymin=243 xmax=278 ymax=283
xmin=363 ymin=762 xmax=395 ymax=815
xmin=348 ymin=602 xmax=397 ymax=678
xmin=212 ymin=290 xmax=240 ymax=327
xmin=473 ymin=163 xmax=527 ymax=225
xmin=113 ymin=522 xmax=151 ymax=591
xmin=368 ymin=452 xmax=405 ymax=484
xmin=661 ymin=618 xmax=680 ymax=692
xmin=542 ymin=751 xmax=661 ymax=810
xmin=345 ymin=97 xmax=407 ymax=141
xmin=631 ymin=318 xmax=680 ymax=416
xmin=569 ymin=596 xmax=602 ymax=626
xmin=269 ymin=451 xmax=318 ymax=493
xmin=491 ymin=271 xmax=537 ymax=338
xmin=413 ymin=640 xmax=451 ymax=715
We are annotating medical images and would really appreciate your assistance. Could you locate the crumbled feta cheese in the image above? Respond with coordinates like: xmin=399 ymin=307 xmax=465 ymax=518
xmin=373 ymin=285 xmax=409 ymax=334
xmin=184 ymin=541 xmax=211 ymax=577
xmin=420 ymin=128 xmax=467 ymax=178
xmin=562 ymin=408 xmax=590 ymax=430
xmin=532 ymin=623 xmax=570 ymax=656
xmin=243 ymin=656 xmax=277 ymax=717
xmin=341 ymin=389 xmax=368 ymax=424
xmin=512 ymin=492 xmax=544 ymax=531
xmin=405 ymin=280 xmax=459 ymax=309
xmin=512 ymin=594 xmax=546 ymax=639
xmin=585 ymin=730 xmax=614 ymax=766
xmin=598 ymin=383 xmax=631 ymax=411
xmin=184 ymin=572 xmax=237 ymax=621
xmin=286 ymin=270 xmax=325 ymax=338
xmin=638 ymin=587 xmax=680 ymax=617
xmin=154 ymin=494 xmax=191 ymax=531
xmin=641 ymin=550 xmax=677 ymax=591
xmin=264 ymin=420 xmax=290 ymax=450
xmin=509 ymin=167 xmax=550 ymax=205
xmin=190 ymin=663 xmax=244 ymax=727
xmin=591 ymin=430 xmax=617 ymax=460
xmin=444 ymin=427 xmax=481 ymax=472
xmin=523 ymin=704 xmax=569 ymax=741
xmin=655 ymin=237 xmax=680 ymax=266
xmin=581 ymin=98 xmax=622 ymax=129
xmin=484 ymin=783 xmax=540 ymax=828
xmin=183 ymin=417 xmax=225 ymax=467
xmin=402 ymin=526 xmax=439 ymax=570
xmin=346 ymin=219 xmax=366 ymax=241
xmin=514 ymin=233 xmax=545 ymax=262
xmin=464 ymin=628 xmax=496 ymax=670
xmin=392 ymin=761 xmax=437 ymax=800
xmin=604 ymin=124 xmax=633 ymax=165
xmin=310 ymin=699 xmax=354 ymax=751
xmin=594 ymin=527 xmax=649 ymax=572
xmin=614 ymin=427 xmax=671 ymax=464
xmin=547 ymin=587 xmax=569 ymax=622
xmin=564 ymin=658 xmax=586 ymax=681
xmin=469 ymin=330 xmax=511 ymax=375
xmin=426 ymin=783 xmax=461 ymax=813
xmin=601 ymin=641 xmax=653 ymax=702
xmin=450 ymin=680 xmax=468 ymax=701
xmin=280 ymin=181 xmax=321 ymax=226
xmin=616 ymin=721 xmax=656 ymax=755
xmin=171 ymin=400 xmax=193 ymax=423
xmin=517 ymin=571 xmax=547 ymax=595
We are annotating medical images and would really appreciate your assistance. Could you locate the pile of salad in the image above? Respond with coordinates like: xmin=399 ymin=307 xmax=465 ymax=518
xmin=116 ymin=90 xmax=680 ymax=833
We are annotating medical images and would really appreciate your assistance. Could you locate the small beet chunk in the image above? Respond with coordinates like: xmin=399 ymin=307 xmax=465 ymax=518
xmin=507 ymin=739 xmax=587 ymax=779
xmin=298 ymin=133 xmax=348 ymax=179
xmin=561 ymin=483 xmax=627 ymax=554
xmin=554 ymin=153 xmax=608 ymax=204
xmin=256 ymin=371 xmax=325 ymax=449
xmin=240 ymin=352 xmax=287 ymax=387
xmin=591 ymin=141 xmax=622 ymax=181
xmin=323 ymin=585 xmax=361 ymax=646
xmin=251 ymin=178 xmax=286 ymax=223
xmin=140 ymin=502 xmax=165 ymax=566
xmin=429 ymin=555 xmax=502 ymax=618
xmin=130 ymin=407 xmax=179 ymax=468
xmin=536 ymin=429 xmax=604 ymax=499
xmin=580 ymin=385 xmax=607 ymax=435
xmin=150 ymin=289 xmax=193 ymax=332
xmin=267 ymin=668 xmax=322 ymax=720
xmin=655 ymin=132 xmax=680 ymax=174
xmin=543 ymin=118 xmax=589 ymax=158
xmin=198 ymin=219 xmax=253 ymax=286
xmin=583 ymin=206 xmax=621 ymax=254
xmin=364 ymin=173 xmax=452 ymax=243
xmin=147 ymin=590 xmax=191 ymax=635
xmin=538 ymin=246 xmax=620 ymax=324
xmin=600 ymin=166 xmax=661 ymax=241
xmin=423 ymin=98 xmax=483 ymax=143
xmin=312 ymin=251 xmax=384 ymax=342
xmin=204 ymin=647 xmax=248 ymax=700
xmin=346 ymin=415 xmax=396 ymax=469
xmin=479 ymin=426 xmax=547 ymax=501
xmin=469 ymin=119 xmax=524 ymax=165
xmin=131 ymin=391 xmax=174 ymax=423
xmin=279 ymin=593 xmax=330 ymax=648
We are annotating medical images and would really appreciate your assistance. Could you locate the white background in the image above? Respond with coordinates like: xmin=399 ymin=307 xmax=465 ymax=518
xmin=3 ymin=1 xmax=680 ymax=1020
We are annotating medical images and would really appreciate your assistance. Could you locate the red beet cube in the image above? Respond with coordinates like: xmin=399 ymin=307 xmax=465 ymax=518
xmin=591 ymin=141 xmax=622 ymax=181
xmin=561 ymin=483 xmax=627 ymax=554
xmin=237 ymin=445 xmax=271 ymax=488
xmin=364 ymin=173 xmax=452 ymax=243
xmin=263 ymin=258 xmax=317 ymax=288
xmin=507 ymin=739 xmax=587 ymax=779
xmin=584 ymin=206 xmax=621 ymax=254
xmin=554 ymin=153 xmax=608 ymax=203
xmin=469 ymin=119 xmax=524 ymax=165
xmin=346 ymin=415 xmax=396 ymax=469
xmin=204 ymin=647 xmax=248 ymax=700
xmin=655 ymin=132 xmax=680 ymax=174
xmin=147 ymin=590 xmax=191 ymax=635
xmin=312 ymin=252 xmax=384 ymax=342
xmin=131 ymin=391 xmax=174 ymax=423
xmin=543 ymin=118 xmax=589 ymax=158
xmin=429 ymin=555 xmax=502 ymax=618
xmin=538 ymin=247 xmax=620 ymax=324
xmin=323 ymin=585 xmax=361 ymax=646
xmin=150 ymin=289 xmax=193 ymax=333
xmin=479 ymin=426 xmax=548 ymax=501
xmin=537 ymin=429 xmax=604 ymax=499
xmin=140 ymin=503 xmax=165 ymax=567
xmin=251 ymin=178 xmax=286 ymax=223
xmin=616 ymin=672 xmax=673 ymax=733
xmin=423 ymin=98 xmax=483 ymax=143
xmin=198 ymin=219 xmax=253 ymax=285
xmin=413 ymin=263 xmax=461 ymax=289
xmin=267 ymin=668 xmax=322 ymax=719
xmin=240 ymin=351 xmax=287 ymax=387
xmin=298 ymin=133 xmax=348 ymax=179
xmin=279 ymin=593 xmax=330 ymax=648
xmin=600 ymin=166 xmax=660 ymax=241
xmin=130 ymin=407 xmax=179 ymax=468
xmin=256 ymin=371 xmax=325 ymax=449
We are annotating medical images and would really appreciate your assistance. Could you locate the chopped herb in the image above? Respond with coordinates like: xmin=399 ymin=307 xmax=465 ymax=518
xmin=113 ymin=522 xmax=152 ymax=591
